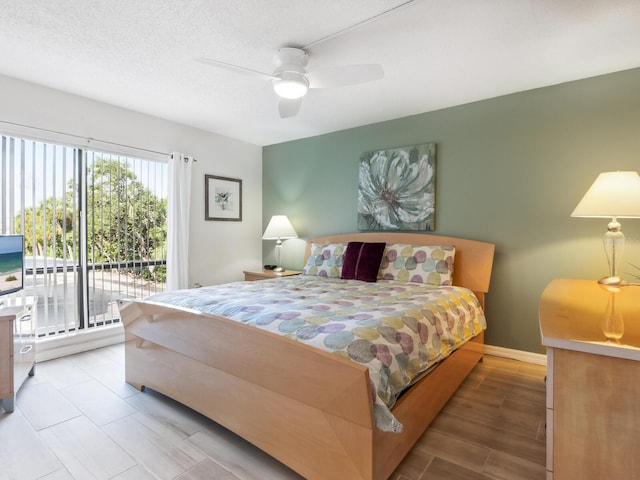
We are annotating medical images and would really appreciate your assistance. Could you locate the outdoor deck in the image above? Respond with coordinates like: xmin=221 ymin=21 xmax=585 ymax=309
xmin=18 ymin=268 xmax=165 ymax=337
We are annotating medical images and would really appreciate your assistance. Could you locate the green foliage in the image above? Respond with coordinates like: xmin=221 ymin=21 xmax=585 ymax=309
xmin=16 ymin=196 xmax=76 ymax=258
xmin=14 ymin=157 xmax=167 ymax=283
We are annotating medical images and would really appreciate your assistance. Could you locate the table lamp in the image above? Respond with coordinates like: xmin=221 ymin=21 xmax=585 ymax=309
xmin=571 ymin=171 xmax=640 ymax=286
xmin=262 ymin=215 xmax=298 ymax=272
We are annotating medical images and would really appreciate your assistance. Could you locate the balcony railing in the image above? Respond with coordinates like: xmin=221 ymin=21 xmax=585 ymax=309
xmin=24 ymin=257 xmax=166 ymax=337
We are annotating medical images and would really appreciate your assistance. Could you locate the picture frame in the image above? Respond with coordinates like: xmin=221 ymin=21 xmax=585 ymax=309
xmin=205 ymin=174 xmax=242 ymax=221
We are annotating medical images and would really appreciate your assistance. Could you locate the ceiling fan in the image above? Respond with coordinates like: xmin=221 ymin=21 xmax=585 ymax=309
xmin=198 ymin=47 xmax=384 ymax=118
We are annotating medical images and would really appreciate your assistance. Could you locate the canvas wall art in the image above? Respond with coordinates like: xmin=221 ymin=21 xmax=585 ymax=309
xmin=358 ymin=142 xmax=436 ymax=231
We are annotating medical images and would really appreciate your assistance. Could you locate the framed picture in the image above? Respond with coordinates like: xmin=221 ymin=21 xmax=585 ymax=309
xmin=358 ymin=142 xmax=436 ymax=231
xmin=205 ymin=174 xmax=242 ymax=221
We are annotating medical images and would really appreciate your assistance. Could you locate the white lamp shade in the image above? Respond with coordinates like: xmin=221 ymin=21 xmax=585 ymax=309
xmin=262 ymin=215 xmax=298 ymax=240
xmin=571 ymin=171 xmax=640 ymax=218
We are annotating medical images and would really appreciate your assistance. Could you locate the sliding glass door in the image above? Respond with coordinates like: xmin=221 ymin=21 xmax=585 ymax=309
xmin=0 ymin=135 xmax=167 ymax=338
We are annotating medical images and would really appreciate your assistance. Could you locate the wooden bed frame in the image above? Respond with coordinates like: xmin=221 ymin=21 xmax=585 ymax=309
xmin=118 ymin=233 xmax=495 ymax=480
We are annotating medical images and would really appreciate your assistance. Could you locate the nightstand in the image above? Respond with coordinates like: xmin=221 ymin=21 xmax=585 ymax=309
xmin=243 ymin=269 xmax=301 ymax=281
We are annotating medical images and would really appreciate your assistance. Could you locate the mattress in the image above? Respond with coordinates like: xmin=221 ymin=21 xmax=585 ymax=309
xmin=146 ymin=275 xmax=486 ymax=432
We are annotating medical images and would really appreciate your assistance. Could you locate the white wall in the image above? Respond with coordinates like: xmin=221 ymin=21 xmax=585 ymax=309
xmin=0 ymin=74 xmax=263 ymax=287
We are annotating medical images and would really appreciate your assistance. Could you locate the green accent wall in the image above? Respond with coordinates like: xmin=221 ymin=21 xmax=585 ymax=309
xmin=263 ymin=67 xmax=640 ymax=354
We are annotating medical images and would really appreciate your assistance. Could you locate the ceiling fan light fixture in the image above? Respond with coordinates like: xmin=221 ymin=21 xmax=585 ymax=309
xmin=273 ymin=71 xmax=309 ymax=99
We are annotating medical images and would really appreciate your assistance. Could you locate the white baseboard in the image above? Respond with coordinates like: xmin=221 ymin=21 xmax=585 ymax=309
xmin=36 ymin=324 xmax=124 ymax=362
xmin=484 ymin=344 xmax=547 ymax=366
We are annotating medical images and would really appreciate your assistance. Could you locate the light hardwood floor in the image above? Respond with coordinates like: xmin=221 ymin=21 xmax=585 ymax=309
xmin=0 ymin=344 xmax=546 ymax=480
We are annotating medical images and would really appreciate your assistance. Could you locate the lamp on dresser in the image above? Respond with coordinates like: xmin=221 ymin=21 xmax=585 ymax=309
xmin=571 ymin=170 xmax=640 ymax=286
xmin=262 ymin=215 xmax=298 ymax=272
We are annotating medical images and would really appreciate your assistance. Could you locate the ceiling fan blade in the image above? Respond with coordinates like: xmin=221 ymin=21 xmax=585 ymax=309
xmin=197 ymin=57 xmax=276 ymax=80
xmin=307 ymin=64 xmax=384 ymax=89
xmin=279 ymin=97 xmax=302 ymax=118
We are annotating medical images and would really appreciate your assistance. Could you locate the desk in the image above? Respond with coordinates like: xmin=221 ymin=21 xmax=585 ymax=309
xmin=0 ymin=300 xmax=37 ymax=413
xmin=539 ymin=279 xmax=640 ymax=479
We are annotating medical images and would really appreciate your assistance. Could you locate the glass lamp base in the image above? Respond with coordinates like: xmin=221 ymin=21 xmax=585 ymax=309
xmin=598 ymin=276 xmax=628 ymax=286
xmin=602 ymin=220 xmax=625 ymax=286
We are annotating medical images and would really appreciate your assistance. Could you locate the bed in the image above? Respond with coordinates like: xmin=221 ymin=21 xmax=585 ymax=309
xmin=118 ymin=232 xmax=495 ymax=480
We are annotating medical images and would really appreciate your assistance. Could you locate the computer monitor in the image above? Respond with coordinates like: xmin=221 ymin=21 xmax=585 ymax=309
xmin=0 ymin=234 xmax=24 ymax=300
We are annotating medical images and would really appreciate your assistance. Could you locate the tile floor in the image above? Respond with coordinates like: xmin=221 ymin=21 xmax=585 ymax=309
xmin=0 ymin=344 xmax=547 ymax=479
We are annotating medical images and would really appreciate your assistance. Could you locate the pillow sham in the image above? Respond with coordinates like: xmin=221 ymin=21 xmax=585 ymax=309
xmin=302 ymin=243 xmax=346 ymax=278
xmin=379 ymin=244 xmax=456 ymax=285
xmin=341 ymin=241 xmax=386 ymax=282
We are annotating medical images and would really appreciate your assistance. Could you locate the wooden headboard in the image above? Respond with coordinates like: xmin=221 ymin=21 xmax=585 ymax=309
xmin=306 ymin=233 xmax=495 ymax=305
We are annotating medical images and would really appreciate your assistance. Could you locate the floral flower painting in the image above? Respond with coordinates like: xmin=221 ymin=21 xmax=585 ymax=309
xmin=358 ymin=143 xmax=436 ymax=231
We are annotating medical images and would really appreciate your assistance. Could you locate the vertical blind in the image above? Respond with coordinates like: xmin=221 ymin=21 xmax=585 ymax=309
xmin=0 ymin=134 xmax=168 ymax=337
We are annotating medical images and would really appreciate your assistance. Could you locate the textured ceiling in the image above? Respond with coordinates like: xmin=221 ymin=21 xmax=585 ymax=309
xmin=1 ymin=0 xmax=640 ymax=146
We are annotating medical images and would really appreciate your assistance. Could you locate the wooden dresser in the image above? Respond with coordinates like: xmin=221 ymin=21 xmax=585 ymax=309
xmin=539 ymin=279 xmax=640 ymax=479
xmin=0 ymin=299 xmax=37 ymax=413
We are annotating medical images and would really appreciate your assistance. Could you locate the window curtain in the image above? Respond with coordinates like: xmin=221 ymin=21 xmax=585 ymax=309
xmin=167 ymin=152 xmax=193 ymax=290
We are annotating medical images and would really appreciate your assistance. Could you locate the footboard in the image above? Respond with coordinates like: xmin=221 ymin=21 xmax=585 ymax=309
xmin=119 ymin=299 xmax=377 ymax=480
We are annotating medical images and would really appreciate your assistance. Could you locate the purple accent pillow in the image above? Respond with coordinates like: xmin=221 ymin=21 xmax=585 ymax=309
xmin=341 ymin=242 xmax=386 ymax=282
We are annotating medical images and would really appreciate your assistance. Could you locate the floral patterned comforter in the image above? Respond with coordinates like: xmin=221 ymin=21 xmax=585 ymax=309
xmin=145 ymin=275 xmax=486 ymax=432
